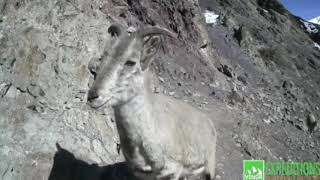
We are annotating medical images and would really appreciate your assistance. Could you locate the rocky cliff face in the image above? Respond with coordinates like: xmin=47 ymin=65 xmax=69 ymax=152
xmin=0 ymin=0 xmax=319 ymax=179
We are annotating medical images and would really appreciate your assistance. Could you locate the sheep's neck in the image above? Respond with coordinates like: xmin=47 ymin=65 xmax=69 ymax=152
xmin=113 ymin=72 xmax=154 ymax=139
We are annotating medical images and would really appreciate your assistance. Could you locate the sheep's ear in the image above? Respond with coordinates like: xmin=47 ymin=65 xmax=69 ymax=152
xmin=108 ymin=24 xmax=123 ymax=37
xmin=140 ymin=35 xmax=161 ymax=71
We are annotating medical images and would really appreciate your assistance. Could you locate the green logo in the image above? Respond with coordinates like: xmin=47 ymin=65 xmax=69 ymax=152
xmin=243 ymin=160 xmax=265 ymax=180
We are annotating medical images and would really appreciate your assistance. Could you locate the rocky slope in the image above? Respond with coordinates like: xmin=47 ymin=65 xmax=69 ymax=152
xmin=0 ymin=0 xmax=319 ymax=179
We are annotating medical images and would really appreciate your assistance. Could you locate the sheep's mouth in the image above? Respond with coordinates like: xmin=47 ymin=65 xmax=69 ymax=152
xmin=87 ymin=97 xmax=110 ymax=109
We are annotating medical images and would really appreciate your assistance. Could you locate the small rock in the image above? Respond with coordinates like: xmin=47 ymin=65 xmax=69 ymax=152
xmin=119 ymin=12 xmax=126 ymax=18
xmin=310 ymin=141 xmax=315 ymax=148
xmin=180 ymin=67 xmax=186 ymax=74
xmin=259 ymin=92 xmax=266 ymax=99
xmin=75 ymin=93 xmax=84 ymax=101
xmin=5 ymin=86 xmax=19 ymax=98
xmin=0 ymin=83 xmax=11 ymax=97
xmin=168 ymin=91 xmax=175 ymax=96
xmin=215 ymin=175 xmax=222 ymax=180
xmin=209 ymin=90 xmax=215 ymax=96
xmin=263 ymin=103 xmax=271 ymax=107
xmin=27 ymin=104 xmax=45 ymax=113
xmin=233 ymin=25 xmax=244 ymax=45
xmin=127 ymin=26 xmax=137 ymax=33
xmin=263 ymin=118 xmax=271 ymax=124
xmin=237 ymin=75 xmax=247 ymax=85
xmin=282 ymin=80 xmax=294 ymax=89
xmin=217 ymin=64 xmax=233 ymax=78
xmin=308 ymin=114 xmax=316 ymax=123
xmin=228 ymin=90 xmax=244 ymax=105
xmin=31 ymin=160 xmax=38 ymax=167
xmin=203 ymin=10 xmax=219 ymax=25
xmin=158 ymin=76 xmax=164 ymax=83
xmin=116 ymin=143 xmax=121 ymax=154
xmin=153 ymin=87 xmax=160 ymax=93
xmin=306 ymin=113 xmax=317 ymax=132
xmin=63 ymin=101 xmax=72 ymax=110
xmin=27 ymin=84 xmax=45 ymax=98
xmin=249 ymin=94 xmax=255 ymax=100
xmin=0 ymin=32 xmax=4 ymax=41
xmin=217 ymin=163 xmax=224 ymax=168
xmin=209 ymin=81 xmax=219 ymax=88
xmin=192 ymin=92 xmax=200 ymax=97
xmin=232 ymin=134 xmax=239 ymax=139
xmin=173 ymin=94 xmax=181 ymax=99
xmin=200 ymin=42 xmax=207 ymax=49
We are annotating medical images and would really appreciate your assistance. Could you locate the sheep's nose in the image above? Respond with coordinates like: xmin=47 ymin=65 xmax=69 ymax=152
xmin=87 ymin=91 xmax=99 ymax=103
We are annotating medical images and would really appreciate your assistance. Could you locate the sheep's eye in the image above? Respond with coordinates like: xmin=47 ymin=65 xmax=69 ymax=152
xmin=124 ymin=60 xmax=136 ymax=66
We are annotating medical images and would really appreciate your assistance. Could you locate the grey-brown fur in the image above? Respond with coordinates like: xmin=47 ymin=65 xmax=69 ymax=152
xmin=87 ymin=24 xmax=217 ymax=180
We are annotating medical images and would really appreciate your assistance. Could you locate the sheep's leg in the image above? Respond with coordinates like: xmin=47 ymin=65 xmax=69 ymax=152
xmin=170 ymin=166 xmax=183 ymax=180
xmin=133 ymin=170 xmax=154 ymax=180
xmin=156 ymin=162 xmax=184 ymax=180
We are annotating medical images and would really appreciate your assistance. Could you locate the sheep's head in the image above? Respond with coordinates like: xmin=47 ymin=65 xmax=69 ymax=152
xmin=87 ymin=24 xmax=175 ymax=108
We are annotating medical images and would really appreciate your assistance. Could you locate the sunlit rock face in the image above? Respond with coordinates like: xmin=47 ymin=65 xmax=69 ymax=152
xmin=0 ymin=0 xmax=319 ymax=179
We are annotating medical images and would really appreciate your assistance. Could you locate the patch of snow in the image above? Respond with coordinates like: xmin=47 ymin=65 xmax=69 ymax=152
xmin=203 ymin=10 xmax=219 ymax=25
xmin=300 ymin=19 xmax=318 ymax=34
xmin=315 ymin=43 xmax=320 ymax=50
xmin=309 ymin=16 xmax=320 ymax=25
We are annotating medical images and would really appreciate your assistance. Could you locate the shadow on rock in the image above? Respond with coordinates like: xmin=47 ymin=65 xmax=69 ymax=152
xmin=48 ymin=143 xmax=138 ymax=180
